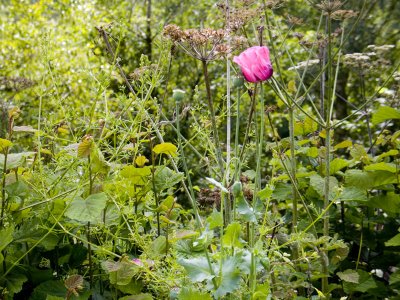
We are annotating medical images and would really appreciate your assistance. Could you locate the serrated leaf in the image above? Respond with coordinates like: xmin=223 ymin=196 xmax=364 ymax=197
xmin=372 ymin=106 xmax=400 ymax=124
xmin=153 ymin=142 xmax=178 ymax=157
xmin=77 ymin=135 xmax=94 ymax=158
xmin=178 ymin=257 xmax=215 ymax=282
xmin=102 ymin=258 xmax=136 ymax=285
xmin=120 ymin=165 xmax=151 ymax=185
xmin=342 ymin=269 xmax=377 ymax=293
xmin=65 ymin=193 xmax=108 ymax=224
xmin=154 ymin=166 xmax=184 ymax=192
xmin=337 ymin=269 xmax=359 ymax=283
xmin=222 ymin=222 xmax=243 ymax=248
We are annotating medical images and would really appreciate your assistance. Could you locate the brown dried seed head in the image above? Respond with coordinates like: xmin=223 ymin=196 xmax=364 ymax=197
xmin=316 ymin=0 xmax=343 ymax=14
xmin=331 ymin=9 xmax=358 ymax=20
xmin=163 ymin=24 xmax=184 ymax=41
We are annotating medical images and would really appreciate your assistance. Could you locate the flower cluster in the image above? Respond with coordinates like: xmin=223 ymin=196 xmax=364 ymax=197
xmin=163 ymin=25 xmax=229 ymax=61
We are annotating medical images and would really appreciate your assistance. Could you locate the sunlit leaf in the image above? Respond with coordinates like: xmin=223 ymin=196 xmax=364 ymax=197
xmin=222 ymin=222 xmax=243 ymax=248
xmin=371 ymin=106 xmax=400 ymax=124
xmin=178 ymin=257 xmax=215 ymax=282
xmin=153 ymin=142 xmax=178 ymax=157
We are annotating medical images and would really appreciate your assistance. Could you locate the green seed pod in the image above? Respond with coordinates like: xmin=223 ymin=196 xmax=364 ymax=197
xmin=232 ymin=76 xmax=244 ymax=88
xmin=172 ymin=89 xmax=186 ymax=102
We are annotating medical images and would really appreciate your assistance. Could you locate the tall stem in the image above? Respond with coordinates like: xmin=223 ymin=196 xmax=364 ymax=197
xmin=0 ymin=150 xmax=8 ymax=228
xmin=201 ymin=60 xmax=225 ymax=177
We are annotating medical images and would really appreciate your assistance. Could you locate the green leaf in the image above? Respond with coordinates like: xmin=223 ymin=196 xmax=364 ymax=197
xmin=77 ymin=136 xmax=94 ymax=158
xmin=120 ymin=166 xmax=151 ymax=185
xmin=3 ymin=272 xmax=27 ymax=297
xmin=337 ymin=269 xmax=360 ymax=283
xmin=329 ymin=158 xmax=350 ymax=174
xmin=337 ymin=187 xmax=368 ymax=202
xmin=119 ymin=294 xmax=153 ymax=300
xmin=153 ymin=142 xmax=178 ymax=157
xmin=178 ymin=288 xmax=212 ymax=300
xmin=235 ymin=195 xmax=256 ymax=223
xmin=0 ymin=152 xmax=36 ymax=171
xmin=376 ymin=149 xmax=399 ymax=161
xmin=214 ymin=257 xmax=241 ymax=298
xmin=154 ymin=166 xmax=184 ymax=192
xmin=150 ymin=236 xmax=167 ymax=257
xmin=372 ymin=106 xmax=400 ymax=124
xmin=102 ymin=258 xmax=136 ymax=285
xmin=178 ymin=257 xmax=215 ymax=282
xmin=385 ymin=233 xmax=400 ymax=247
xmin=309 ymin=174 xmax=338 ymax=200
xmin=206 ymin=209 xmax=223 ymax=229
xmin=222 ymin=222 xmax=243 ymax=248
xmin=0 ymin=138 xmax=13 ymax=152
xmin=368 ymin=193 xmax=400 ymax=214
xmin=342 ymin=269 xmax=377 ymax=293
xmin=0 ymin=226 xmax=14 ymax=252
xmin=364 ymin=162 xmax=397 ymax=173
xmin=65 ymin=192 xmax=108 ymax=224
xmin=334 ymin=140 xmax=353 ymax=150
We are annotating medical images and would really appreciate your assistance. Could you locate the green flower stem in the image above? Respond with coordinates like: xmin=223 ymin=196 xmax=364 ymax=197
xmin=201 ymin=60 xmax=225 ymax=178
xmin=176 ymin=99 xmax=217 ymax=290
xmin=239 ymin=85 xmax=257 ymax=161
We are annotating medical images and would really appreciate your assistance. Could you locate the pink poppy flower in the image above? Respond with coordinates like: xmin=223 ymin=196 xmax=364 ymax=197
xmin=233 ymin=46 xmax=273 ymax=83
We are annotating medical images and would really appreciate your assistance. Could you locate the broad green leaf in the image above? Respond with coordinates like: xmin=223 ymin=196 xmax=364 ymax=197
xmin=236 ymin=195 xmax=256 ymax=223
xmin=385 ymin=233 xmax=400 ymax=247
xmin=178 ymin=288 xmax=212 ymax=300
xmin=174 ymin=230 xmax=199 ymax=240
xmin=65 ymin=192 xmax=108 ymax=224
xmin=344 ymin=170 xmax=398 ymax=189
xmin=350 ymin=144 xmax=370 ymax=164
xmin=307 ymin=147 xmax=319 ymax=158
xmin=337 ymin=269 xmax=359 ymax=283
xmin=372 ymin=106 xmax=400 ymax=124
xmin=206 ymin=209 xmax=223 ymax=229
xmin=154 ymin=166 xmax=184 ymax=192
xmin=309 ymin=174 xmax=338 ymax=200
xmin=334 ymin=140 xmax=353 ymax=150
xmin=329 ymin=158 xmax=350 ymax=174
xmin=272 ymin=183 xmax=292 ymax=201
xmin=0 ymin=152 xmax=36 ymax=170
xmin=119 ymin=294 xmax=153 ymax=300
xmin=257 ymin=185 xmax=273 ymax=200
xmin=178 ymin=257 xmax=215 ymax=282
xmin=4 ymin=273 xmax=28 ymax=297
xmin=153 ymin=142 xmax=178 ymax=157
xmin=368 ymin=193 xmax=400 ymax=215
xmin=222 ymin=222 xmax=243 ymax=248
xmin=102 ymin=258 xmax=136 ymax=285
xmin=337 ymin=187 xmax=368 ymax=202
xmin=0 ymin=226 xmax=14 ymax=252
xmin=120 ymin=166 xmax=151 ymax=185
xmin=150 ymin=236 xmax=167 ymax=257
xmin=0 ymin=138 xmax=13 ymax=152
xmin=364 ymin=162 xmax=397 ymax=173
xmin=343 ymin=269 xmax=377 ymax=293
xmin=376 ymin=149 xmax=399 ymax=161
xmin=214 ymin=257 xmax=241 ymax=298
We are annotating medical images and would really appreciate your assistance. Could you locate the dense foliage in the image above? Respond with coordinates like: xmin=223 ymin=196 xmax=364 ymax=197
xmin=0 ymin=0 xmax=399 ymax=299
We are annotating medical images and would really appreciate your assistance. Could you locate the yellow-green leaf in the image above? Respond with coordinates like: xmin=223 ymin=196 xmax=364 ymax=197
xmin=152 ymin=142 xmax=178 ymax=157
xmin=77 ymin=136 xmax=94 ymax=158
xmin=0 ymin=138 xmax=13 ymax=152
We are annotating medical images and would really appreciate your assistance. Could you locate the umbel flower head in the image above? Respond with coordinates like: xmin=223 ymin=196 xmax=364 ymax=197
xmin=233 ymin=46 xmax=273 ymax=83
